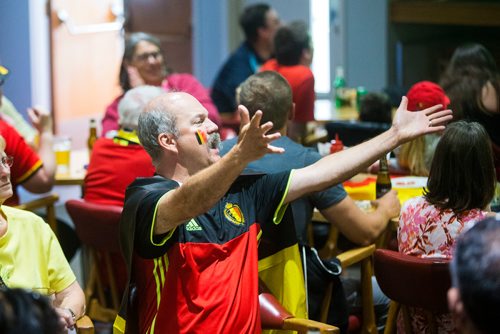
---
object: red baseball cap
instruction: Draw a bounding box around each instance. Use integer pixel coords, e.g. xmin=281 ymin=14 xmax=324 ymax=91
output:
xmin=406 ymin=81 xmax=450 ymax=111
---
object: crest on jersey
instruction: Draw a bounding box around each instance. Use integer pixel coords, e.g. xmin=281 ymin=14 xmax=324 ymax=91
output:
xmin=224 ymin=203 xmax=245 ymax=226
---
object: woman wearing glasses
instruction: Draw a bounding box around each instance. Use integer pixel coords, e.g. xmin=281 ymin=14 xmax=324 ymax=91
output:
xmin=0 ymin=135 xmax=85 ymax=331
xmin=0 ymin=67 xmax=56 ymax=206
xmin=101 ymin=32 xmax=221 ymax=137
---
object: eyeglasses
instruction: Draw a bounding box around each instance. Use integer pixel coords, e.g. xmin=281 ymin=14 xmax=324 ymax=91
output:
xmin=0 ymin=66 xmax=9 ymax=87
xmin=133 ymin=51 xmax=163 ymax=63
xmin=1 ymin=156 xmax=13 ymax=168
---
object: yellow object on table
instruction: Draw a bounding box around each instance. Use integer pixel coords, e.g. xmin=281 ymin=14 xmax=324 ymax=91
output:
xmin=343 ymin=175 xmax=427 ymax=205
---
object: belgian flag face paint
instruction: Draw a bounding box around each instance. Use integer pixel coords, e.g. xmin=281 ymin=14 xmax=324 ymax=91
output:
xmin=195 ymin=130 xmax=208 ymax=145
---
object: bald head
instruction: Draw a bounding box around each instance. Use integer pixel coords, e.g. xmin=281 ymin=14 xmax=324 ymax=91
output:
xmin=118 ymin=85 xmax=164 ymax=131
xmin=138 ymin=92 xmax=211 ymax=165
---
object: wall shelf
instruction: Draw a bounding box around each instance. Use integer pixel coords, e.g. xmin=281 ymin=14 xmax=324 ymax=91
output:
xmin=390 ymin=1 xmax=500 ymax=27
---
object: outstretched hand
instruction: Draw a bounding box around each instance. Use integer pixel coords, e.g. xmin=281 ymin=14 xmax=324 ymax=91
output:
xmin=392 ymin=96 xmax=453 ymax=143
xmin=236 ymin=105 xmax=284 ymax=163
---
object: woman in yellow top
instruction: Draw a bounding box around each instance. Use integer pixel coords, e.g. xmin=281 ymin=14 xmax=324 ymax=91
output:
xmin=0 ymin=134 xmax=85 ymax=330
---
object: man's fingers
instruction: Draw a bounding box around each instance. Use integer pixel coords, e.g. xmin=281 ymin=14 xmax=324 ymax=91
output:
xmin=249 ymin=110 xmax=263 ymax=127
xmin=238 ymin=105 xmax=250 ymax=127
xmin=428 ymin=109 xmax=453 ymax=122
xmin=423 ymin=103 xmax=444 ymax=115
xmin=398 ymin=96 xmax=408 ymax=111
xmin=260 ymin=121 xmax=274 ymax=134
xmin=267 ymin=144 xmax=285 ymax=154
xmin=264 ymin=132 xmax=281 ymax=142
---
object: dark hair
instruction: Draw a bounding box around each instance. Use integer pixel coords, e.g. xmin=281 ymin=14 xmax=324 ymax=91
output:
xmin=424 ymin=121 xmax=495 ymax=212
xmin=239 ymin=3 xmax=271 ymax=43
xmin=359 ymin=92 xmax=392 ymax=124
xmin=0 ymin=288 xmax=64 ymax=334
xmin=274 ymin=21 xmax=311 ymax=66
xmin=238 ymin=71 xmax=292 ymax=131
xmin=451 ymin=216 xmax=500 ymax=334
xmin=440 ymin=43 xmax=500 ymax=120
xmin=119 ymin=32 xmax=168 ymax=91
xmin=447 ymin=43 xmax=497 ymax=73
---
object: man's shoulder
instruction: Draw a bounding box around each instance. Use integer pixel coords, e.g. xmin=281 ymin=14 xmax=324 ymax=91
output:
xmin=220 ymin=137 xmax=238 ymax=155
xmin=125 ymin=177 xmax=174 ymax=197
xmin=216 ymin=43 xmax=253 ymax=75
xmin=128 ymin=176 xmax=177 ymax=191
xmin=275 ymin=137 xmax=321 ymax=162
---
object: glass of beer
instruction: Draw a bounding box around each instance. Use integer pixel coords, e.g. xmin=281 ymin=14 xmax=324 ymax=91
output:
xmin=53 ymin=136 xmax=71 ymax=175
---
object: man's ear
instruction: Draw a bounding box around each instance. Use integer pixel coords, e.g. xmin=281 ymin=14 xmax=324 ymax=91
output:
xmin=288 ymin=102 xmax=296 ymax=121
xmin=448 ymin=287 xmax=466 ymax=325
xmin=158 ymin=133 xmax=177 ymax=152
xmin=300 ymin=48 xmax=313 ymax=67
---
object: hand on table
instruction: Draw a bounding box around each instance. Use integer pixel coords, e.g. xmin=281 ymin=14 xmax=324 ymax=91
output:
xmin=372 ymin=189 xmax=401 ymax=219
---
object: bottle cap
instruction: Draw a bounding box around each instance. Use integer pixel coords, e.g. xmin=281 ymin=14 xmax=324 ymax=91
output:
xmin=335 ymin=66 xmax=344 ymax=78
xmin=330 ymin=133 xmax=344 ymax=154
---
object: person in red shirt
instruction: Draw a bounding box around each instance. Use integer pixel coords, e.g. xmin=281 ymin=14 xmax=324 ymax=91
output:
xmin=84 ymin=85 xmax=162 ymax=295
xmin=260 ymin=21 xmax=314 ymax=142
xmin=0 ymin=65 xmax=55 ymax=205
xmin=85 ymin=85 xmax=161 ymax=206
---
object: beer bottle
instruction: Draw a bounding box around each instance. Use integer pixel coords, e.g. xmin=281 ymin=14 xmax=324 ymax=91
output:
xmin=376 ymin=154 xmax=392 ymax=198
xmin=87 ymin=118 xmax=97 ymax=151
xmin=334 ymin=66 xmax=346 ymax=108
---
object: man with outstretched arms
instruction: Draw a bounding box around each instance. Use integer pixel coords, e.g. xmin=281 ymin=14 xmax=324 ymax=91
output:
xmin=113 ymin=91 xmax=451 ymax=334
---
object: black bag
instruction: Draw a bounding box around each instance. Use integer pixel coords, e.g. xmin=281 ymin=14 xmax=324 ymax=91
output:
xmin=300 ymin=244 xmax=348 ymax=333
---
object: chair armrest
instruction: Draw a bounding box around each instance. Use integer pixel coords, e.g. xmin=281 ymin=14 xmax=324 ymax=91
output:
xmin=76 ymin=315 xmax=94 ymax=334
xmin=14 ymin=193 xmax=59 ymax=234
xmin=282 ymin=317 xmax=339 ymax=334
xmin=259 ymin=291 xmax=293 ymax=329
xmin=14 ymin=193 xmax=59 ymax=211
xmin=336 ymin=244 xmax=375 ymax=268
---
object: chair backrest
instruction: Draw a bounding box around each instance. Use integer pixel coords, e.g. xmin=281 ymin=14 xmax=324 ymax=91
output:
xmin=374 ymin=249 xmax=451 ymax=313
xmin=66 ymin=199 xmax=123 ymax=253
xmin=325 ymin=121 xmax=390 ymax=147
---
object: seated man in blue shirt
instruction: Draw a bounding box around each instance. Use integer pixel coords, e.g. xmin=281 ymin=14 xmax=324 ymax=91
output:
xmin=220 ymin=71 xmax=401 ymax=331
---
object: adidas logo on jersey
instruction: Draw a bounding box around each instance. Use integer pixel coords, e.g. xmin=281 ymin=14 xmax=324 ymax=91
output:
xmin=186 ymin=220 xmax=202 ymax=231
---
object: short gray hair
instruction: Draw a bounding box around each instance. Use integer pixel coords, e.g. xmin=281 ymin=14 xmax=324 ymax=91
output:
xmin=138 ymin=96 xmax=179 ymax=165
xmin=118 ymin=85 xmax=164 ymax=131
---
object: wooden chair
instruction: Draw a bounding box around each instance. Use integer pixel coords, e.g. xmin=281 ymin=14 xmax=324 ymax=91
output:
xmin=320 ymin=244 xmax=377 ymax=334
xmin=14 ymin=193 xmax=59 ymax=234
xmin=373 ymin=249 xmax=451 ymax=334
xmin=309 ymin=219 xmax=377 ymax=334
xmin=259 ymin=279 xmax=339 ymax=334
xmin=65 ymin=199 xmax=124 ymax=324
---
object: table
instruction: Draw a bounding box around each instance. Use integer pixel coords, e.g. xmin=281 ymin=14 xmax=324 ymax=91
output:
xmin=314 ymin=99 xmax=359 ymax=122
xmin=55 ymin=149 xmax=88 ymax=186
xmin=313 ymin=173 xmax=427 ymax=248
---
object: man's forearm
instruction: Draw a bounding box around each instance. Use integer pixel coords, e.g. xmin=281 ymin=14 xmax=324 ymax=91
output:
xmin=154 ymin=146 xmax=249 ymax=234
xmin=37 ymin=130 xmax=56 ymax=181
xmin=291 ymin=127 xmax=400 ymax=200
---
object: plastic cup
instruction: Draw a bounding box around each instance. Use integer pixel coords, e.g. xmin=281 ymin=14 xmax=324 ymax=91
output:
xmin=53 ymin=136 xmax=71 ymax=175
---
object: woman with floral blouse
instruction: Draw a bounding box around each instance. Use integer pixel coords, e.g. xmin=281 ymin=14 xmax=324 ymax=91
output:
xmin=398 ymin=121 xmax=496 ymax=333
